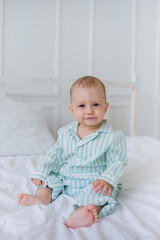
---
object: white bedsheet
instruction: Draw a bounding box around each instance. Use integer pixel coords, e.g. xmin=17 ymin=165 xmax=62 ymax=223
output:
xmin=0 ymin=137 xmax=160 ymax=240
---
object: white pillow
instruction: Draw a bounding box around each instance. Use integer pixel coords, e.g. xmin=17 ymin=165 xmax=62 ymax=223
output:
xmin=0 ymin=98 xmax=56 ymax=156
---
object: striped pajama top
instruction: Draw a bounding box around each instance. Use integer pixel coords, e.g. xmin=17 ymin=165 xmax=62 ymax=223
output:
xmin=32 ymin=120 xmax=127 ymax=195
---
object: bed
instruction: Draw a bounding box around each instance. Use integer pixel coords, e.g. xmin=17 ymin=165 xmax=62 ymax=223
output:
xmin=0 ymin=81 xmax=160 ymax=240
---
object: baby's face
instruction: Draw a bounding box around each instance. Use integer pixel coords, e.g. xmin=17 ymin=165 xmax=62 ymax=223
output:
xmin=69 ymin=86 xmax=109 ymax=129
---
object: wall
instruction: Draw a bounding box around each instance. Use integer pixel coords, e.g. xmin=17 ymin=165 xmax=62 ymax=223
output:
xmin=0 ymin=0 xmax=159 ymax=139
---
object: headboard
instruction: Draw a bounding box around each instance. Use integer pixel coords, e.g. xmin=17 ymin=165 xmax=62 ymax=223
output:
xmin=0 ymin=78 xmax=5 ymax=100
xmin=104 ymin=80 xmax=137 ymax=136
xmin=0 ymin=79 xmax=137 ymax=137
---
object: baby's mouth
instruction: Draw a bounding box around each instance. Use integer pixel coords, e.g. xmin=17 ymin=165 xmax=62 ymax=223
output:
xmin=85 ymin=117 xmax=96 ymax=120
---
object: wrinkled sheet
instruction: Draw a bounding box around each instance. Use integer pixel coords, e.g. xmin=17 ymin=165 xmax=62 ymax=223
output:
xmin=0 ymin=136 xmax=160 ymax=240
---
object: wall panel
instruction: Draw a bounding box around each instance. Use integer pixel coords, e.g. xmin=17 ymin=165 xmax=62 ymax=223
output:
xmin=157 ymin=104 xmax=160 ymax=139
xmin=0 ymin=0 xmax=3 ymax=76
xmin=4 ymin=0 xmax=56 ymax=79
xmin=94 ymin=0 xmax=133 ymax=82
xmin=61 ymin=0 xmax=90 ymax=79
xmin=156 ymin=0 xmax=160 ymax=99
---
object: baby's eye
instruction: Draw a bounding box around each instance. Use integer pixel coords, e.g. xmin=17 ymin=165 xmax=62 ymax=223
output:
xmin=93 ymin=103 xmax=99 ymax=107
xmin=79 ymin=104 xmax=85 ymax=108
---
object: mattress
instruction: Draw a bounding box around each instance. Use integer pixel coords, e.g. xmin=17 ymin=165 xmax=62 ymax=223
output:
xmin=0 ymin=136 xmax=160 ymax=240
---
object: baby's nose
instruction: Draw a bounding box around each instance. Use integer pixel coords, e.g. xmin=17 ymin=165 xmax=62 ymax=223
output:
xmin=86 ymin=106 xmax=93 ymax=113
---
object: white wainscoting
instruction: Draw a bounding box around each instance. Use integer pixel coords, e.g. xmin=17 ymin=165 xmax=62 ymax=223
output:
xmin=0 ymin=0 xmax=160 ymax=139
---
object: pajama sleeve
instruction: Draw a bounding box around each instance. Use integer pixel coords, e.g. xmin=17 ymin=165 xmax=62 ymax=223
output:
xmin=99 ymin=130 xmax=128 ymax=189
xmin=31 ymin=128 xmax=64 ymax=182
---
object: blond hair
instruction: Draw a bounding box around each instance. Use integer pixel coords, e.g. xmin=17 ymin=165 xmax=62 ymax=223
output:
xmin=70 ymin=76 xmax=106 ymax=101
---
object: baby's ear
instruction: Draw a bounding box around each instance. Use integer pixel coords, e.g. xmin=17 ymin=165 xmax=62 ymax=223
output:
xmin=105 ymin=102 xmax=109 ymax=112
xmin=69 ymin=105 xmax=75 ymax=117
xmin=69 ymin=105 xmax=73 ymax=113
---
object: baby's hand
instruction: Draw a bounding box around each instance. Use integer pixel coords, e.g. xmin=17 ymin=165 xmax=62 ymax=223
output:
xmin=92 ymin=179 xmax=112 ymax=196
xmin=32 ymin=178 xmax=44 ymax=186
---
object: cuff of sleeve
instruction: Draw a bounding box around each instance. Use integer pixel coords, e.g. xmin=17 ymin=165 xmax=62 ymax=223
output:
xmin=99 ymin=176 xmax=118 ymax=189
xmin=31 ymin=172 xmax=48 ymax=182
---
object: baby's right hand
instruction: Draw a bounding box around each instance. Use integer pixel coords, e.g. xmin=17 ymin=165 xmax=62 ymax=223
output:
xmin=32 ymin=178 xmax=44 ymax=186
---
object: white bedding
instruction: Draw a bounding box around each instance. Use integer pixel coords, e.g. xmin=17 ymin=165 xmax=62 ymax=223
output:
xmin=0 ymin=136 xmax=160 ymax=240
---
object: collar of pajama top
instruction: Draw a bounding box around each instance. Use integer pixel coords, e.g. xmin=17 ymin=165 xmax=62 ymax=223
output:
xmin=67 ymin=119 xmax=114 ymax=146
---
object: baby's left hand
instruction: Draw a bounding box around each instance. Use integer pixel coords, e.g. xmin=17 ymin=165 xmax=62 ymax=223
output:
xmin=92 ymin=179 xmax=112 ymax=196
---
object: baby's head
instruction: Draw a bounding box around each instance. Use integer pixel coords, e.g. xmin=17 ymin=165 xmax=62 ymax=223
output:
xmin=70 ymin=76 xmax=107 ymax=103
xmin=69 ymin=76 xmax=109 ymax=129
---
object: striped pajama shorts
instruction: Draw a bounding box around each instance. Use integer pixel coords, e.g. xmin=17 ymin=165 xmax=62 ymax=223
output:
xmin=33 ymin=173 xmax=120 ymax=218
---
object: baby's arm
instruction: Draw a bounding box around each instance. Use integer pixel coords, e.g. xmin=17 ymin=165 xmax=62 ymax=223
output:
xmin=99 ymin=131 xmax=128 ymax=190
xmin=92 ymin=179 xmax=112 ymax=196
xmin=32 ymin=128 xmax=64 ymax=182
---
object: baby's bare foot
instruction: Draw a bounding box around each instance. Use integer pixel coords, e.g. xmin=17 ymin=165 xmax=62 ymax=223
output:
xmin=65 ymin=204 xmax=98 ymax=229
xmin=17 ymin=193 xmax=44 ymax=206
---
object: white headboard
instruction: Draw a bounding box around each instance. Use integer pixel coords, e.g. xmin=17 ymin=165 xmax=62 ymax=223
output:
xmin=104 ymin=80 xmax=137 ymax=137
xmin=0 ymin=79 xmax=137 ymax=137
xmin=0 ymin=78 xmax=5 ymax=100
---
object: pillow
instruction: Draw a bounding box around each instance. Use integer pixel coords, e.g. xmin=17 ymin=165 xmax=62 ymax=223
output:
xmin=0 ymin=98 xmax=56 ymax=156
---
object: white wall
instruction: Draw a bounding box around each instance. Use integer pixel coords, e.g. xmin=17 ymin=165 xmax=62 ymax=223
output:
xmin=0 ymin=0 xmax=160 ymax=139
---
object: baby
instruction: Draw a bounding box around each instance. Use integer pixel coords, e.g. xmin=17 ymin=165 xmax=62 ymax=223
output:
xmin=18 ymin=76 xmax=127 ymax=229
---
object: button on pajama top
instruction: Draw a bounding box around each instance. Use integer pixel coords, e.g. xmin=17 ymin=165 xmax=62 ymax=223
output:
xmin=32 ymin=120 xmax=127 ymax=218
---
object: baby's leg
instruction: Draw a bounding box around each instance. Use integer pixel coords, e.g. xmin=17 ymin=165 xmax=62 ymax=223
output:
xmin=65 ymin=204 xmax=103 ymax=229
xmin=17 ymin=187 xmax=52 ymax=206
